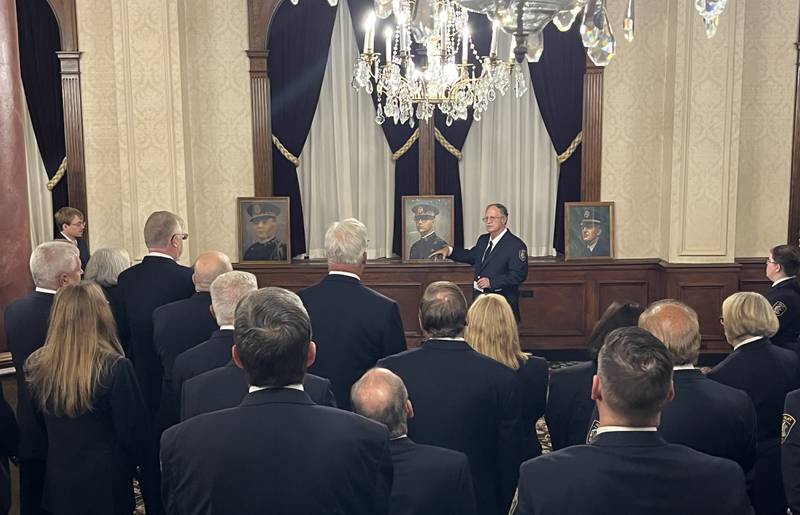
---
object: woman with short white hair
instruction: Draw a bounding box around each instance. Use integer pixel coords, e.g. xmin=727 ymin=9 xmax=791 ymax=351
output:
xmin=85 ymin=248 xmax=132 ymax=355
xmin=708 ymin=291 xmax=800 ymax=515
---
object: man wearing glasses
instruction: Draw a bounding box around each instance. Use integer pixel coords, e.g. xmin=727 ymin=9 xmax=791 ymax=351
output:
xmin=54 ymin=206 xmax=91 ymax=270
xmin=430 ymin=203 xmax=528 ymax=321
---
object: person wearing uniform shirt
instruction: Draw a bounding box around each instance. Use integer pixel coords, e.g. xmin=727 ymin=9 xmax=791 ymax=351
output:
xmin=572 ymin=209 xmax=610 ymax=258
xmin=243 ymin=203 xmax=288 ymax=261
xmin=764 ymin=244 xmax=800 ymax=353
xmin=408 ymin=204 xmax=448 ymax=260
xmin=784 ymin=388 xmax=800 ymax=514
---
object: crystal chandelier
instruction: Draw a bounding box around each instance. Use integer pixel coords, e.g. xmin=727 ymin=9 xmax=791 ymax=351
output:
xmin=350 ymin=0 xmax=729 ymax=126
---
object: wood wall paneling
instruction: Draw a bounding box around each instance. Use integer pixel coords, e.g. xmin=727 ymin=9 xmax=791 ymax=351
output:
xmin=581 ymin=59 xmax=604 ymax=201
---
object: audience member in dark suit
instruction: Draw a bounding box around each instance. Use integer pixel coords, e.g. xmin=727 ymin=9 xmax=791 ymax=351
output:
xmin=545 ymin=301 xmax=643 ymax=450
xmin=172 ymin=270 xmax=256 ymax=398
xmin=785 ymin=388 xmax=800 ymax=514
xmin=153 ymin=251 xmax=232 ymax=428
xmin=708 ymin=292 xmax=800 ymax=515
xmin=161 ymin=287 xmax=393 ymax=515
xmin=0 ymin=387 xmax=18 ymax=515
xmin=54 ymin=206 xmax=90 ymax=270
xmin=513 ymin=327 xmax=753 ymax=515
xmin=379 ymin=281 xmax=521 ymax=515
xmin=764 ymin=244 xmax=800 ymax=353
xmin=24 ymin=282 xmax=159 ymax=515
xmin=298 ymin=218 xmax=406 ymax=410
xmin=351 ymin=368 xmax=477 ymax=515
xmin=117 ymin=210 xmax=195 ymax=414
xmin=4 ymin=241 xmax=81 ymax=515
xmin=431 ymin=203 xmax=528 ymax=321
xmin=84 ymin=248 xmax=133 ymax=356
xmin=181 ymin=362 xmax=336 ymax=420
xmin=466 ymin=293 xmax=548 ymax=460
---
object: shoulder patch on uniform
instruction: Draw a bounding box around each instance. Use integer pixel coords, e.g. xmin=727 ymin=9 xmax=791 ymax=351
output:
xmin=783 ymin=413 xmax=796 ymax=444
xmin=773 ymin=301 xmax=787 ymax=317
xmin=519 ymin=249 xmax=527 ymax=262
xmin=586 ymin=419 xmax=600 ymax=444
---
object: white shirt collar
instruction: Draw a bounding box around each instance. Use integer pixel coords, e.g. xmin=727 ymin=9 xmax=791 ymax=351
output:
xmin=390 ymin=434 xmax=408 ymax=441
xmin=489 ymin=228 xmax=508 ymax=248
xmin=773 ymin=276 xmax=796 ymax=287
xmin=35 ymin=287 xmax=57 ymax=295
xmin=248 ymin=384 xmax=304 ymax=394
xmin=146 ymin=251 xmax=175 ymax=260
xmin=733 ymin=335 xmax=762 ymax=350
xmin=59 ymin=231 xmax=75 ymax=243
xmin=328 ymin=271 xmax=361 ymax=280
xmin=219 ymin=325 xmax=234 ymax=331
xmin=430 ymin=336 xmax=466 ymax=342
xmin=594 ymin=426 xmax=658 ymax=436
xmin=672 ymin=364 xmax=695 ymax=371
xmin=587 ymin=239 xmax=598 ymax=252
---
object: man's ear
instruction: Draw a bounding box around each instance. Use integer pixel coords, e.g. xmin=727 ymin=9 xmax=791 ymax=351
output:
xmin=665 ymin=382 xmax=675 ymax=403
xmin=232 ymin=345 xmax=244 ymax=369
xmin=406 ymin=399 xmax=414 ymax=420
xmin=591 ymin=374 xmax=603 ymax=402
xmin=306 ymin=341 xmax=317 ymax=368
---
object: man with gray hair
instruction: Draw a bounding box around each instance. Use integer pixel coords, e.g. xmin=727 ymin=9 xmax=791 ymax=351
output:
xmin=117 ymin=210 xmax=195 ymax=414
xmin=5 ymin=241 xmax=81 ymax=514
xmin=379 ymin=281 xmax=521 ymax=515
xmin=161 ymin=287 xmax=393 ymax=514
xmin=299 ymin=218 xmax=406 ymax=410
xmin=514 ymin=327 xmax=752 ymax=515
xmin=352 ymin=368 xmax=477 ymax=515
xmin=585 ymin=299 xmax=757 ymax=473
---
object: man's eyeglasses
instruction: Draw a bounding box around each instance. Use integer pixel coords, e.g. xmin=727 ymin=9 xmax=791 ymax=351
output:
xmin=70 ymin=220 xmax=86 ymax=227
xmin=173 ymin=233 xmax=189 ymax=241
xmin=481 ymin=216 xmax=505 ymax=223
xmin=766 ymin=258 xmax=777 ymax=265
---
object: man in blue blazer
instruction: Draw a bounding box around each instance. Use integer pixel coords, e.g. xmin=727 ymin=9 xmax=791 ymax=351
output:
xmin=161 ymin=287 xmax=393 ymax=515
xmin=54 ymin=206 xmax=90 ymax=270
xmin=513 ymin=327 xmax=752 ymax=515
xmin=431 ymin=203 xmax=528 ymax=320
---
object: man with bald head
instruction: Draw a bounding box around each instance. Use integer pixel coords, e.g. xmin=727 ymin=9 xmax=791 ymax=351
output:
xmin=352 ymin=368 xmax=477 ymax=515
xmin=153 ymin=250 xmax=233 ymax=429
xmin=586 ymin=299 xmax=757 ymax=473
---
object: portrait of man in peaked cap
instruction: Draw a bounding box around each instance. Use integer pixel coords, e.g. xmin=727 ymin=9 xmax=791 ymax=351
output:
xmin=402 ymin=196 xmax=454 ymax=262
xmin=565 ymin=202 xmax=615 ymax=260
xmin=238 ymin=197 xmax=291 ymax=263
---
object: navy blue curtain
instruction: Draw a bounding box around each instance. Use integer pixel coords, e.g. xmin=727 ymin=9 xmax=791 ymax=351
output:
xmin=268 ymin=1 xmax=338 ymax=256
xmin=529 ymin=23 xmax=585 ymax=254
xmin=16 ymin=0 xmax=67 ymax=233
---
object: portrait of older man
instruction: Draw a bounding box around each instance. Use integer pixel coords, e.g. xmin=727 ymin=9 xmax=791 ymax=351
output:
xmin=408 ymin=203 xmax=449 ymax=260
xmin=567 ymin=204 xmax=613 ymax=259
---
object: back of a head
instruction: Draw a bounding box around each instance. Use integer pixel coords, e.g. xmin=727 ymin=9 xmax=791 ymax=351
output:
xmin=26 ymin=282 xmax=122 ymax=417
xmin=193 ymin=251 xmax=233 ymax=291
xmin=721 ymin=291 xmax=779 ymax=344
xmin=419 ymin=281 xmax=468 ymax=339
xmin=29 ymin=241 xmax=81 ymax=289
xmin=638 ymin=300 xmax=701 ymax=366
xmin=587 ymin=301 xmax=644 ymax=359
xmin=771 ymin=244 xmax=800 ymax=276
xmin=597 ymin=327 xmax=674 ymax=425
xmin=234 ymin=287 xmax=311 ymax=387
xmin=84 ymin=248 xmax=131 ymax=287
xmin=465 ymin=293 xmax=524 ymax=369
xmin=144 ymin=211 xmax=183 ymax=249
xmin=351 ymin=368 xmax=409 ymax=438
xmin=210 ymin=271 xmax=258 ymax=326
xmin=324 ymin=218 xmax=367 ymax=266
xmin=54 ymin=206 xmax=83 ymax=230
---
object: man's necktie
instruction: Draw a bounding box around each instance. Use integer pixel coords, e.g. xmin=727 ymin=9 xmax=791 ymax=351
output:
xmin=481 ymin=240 xmax=493 ymax=263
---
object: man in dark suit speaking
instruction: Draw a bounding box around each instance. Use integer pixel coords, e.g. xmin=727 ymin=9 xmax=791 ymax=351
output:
xmin=431 ymin=203 xmax=528 ymax=320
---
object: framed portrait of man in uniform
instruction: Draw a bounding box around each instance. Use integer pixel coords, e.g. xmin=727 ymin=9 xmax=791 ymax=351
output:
xmin=565 ymin=201 xmax=615 ymax=260
xmin=237 ymin=197 xmax=291 ymax=264
xmin=402 ymin=195 xmax=454 ymax=263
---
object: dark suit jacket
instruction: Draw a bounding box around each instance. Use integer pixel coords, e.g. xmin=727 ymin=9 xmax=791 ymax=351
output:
xmin=708 ymin=338 xmax=800 ymax=515
xmin=785 ymin=388 xmax=800 ymax=514
xmin=4 ymin=291 xmax=53 ymax=460
xmin=56 ymin=234 xmax=90 ymax=270
xmin=298 ymin=274 xmax=406 ymax=410
xmin=153 ymin=291 xmax=217 ymax=427
xmin=765 ymin=279 xmax=800 ymax=353
xmin=102 ymin=285 xmax=132 ymax=358
xmin=586 ymin=368 xmax=757 ymax=473
xmin=389 ymin=437 xmax=477 ymax=515
xmin=180 ymin=362 xmax=336 ymax=421
xmin=571 ymin=235 xmax=611 ymax=258
xmin=449 ymin=230 xmax=528 ymax=320
xmin=514 ymin=431 xmax=753 ymax=515
xmin=517 ymin=356 xmax=549 ymax=460
xmin=172 ymin=329 xmax=234 ymax=394
xmin=39 ymin=358 xmax=158 ymax=515
xmin=161 ymin=388 xmax=393 ymax=515
xmin=0 ymin=387 xmax=17 ymax=515
xmin=545 ymin=361 xmax=596 ymax=450
xmin=379 ymin=339 xmax=522 ymax=515
xmin=117 ymin=255 xmax=194 ymax=413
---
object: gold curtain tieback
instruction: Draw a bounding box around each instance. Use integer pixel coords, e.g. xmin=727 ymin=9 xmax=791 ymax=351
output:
xmin=272 ymin=135 xmax=300 ymax=167
xmin=46 ymin=157 xmax=68 ymax=191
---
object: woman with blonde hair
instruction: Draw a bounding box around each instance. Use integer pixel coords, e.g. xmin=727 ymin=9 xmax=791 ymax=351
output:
xmin=708 ymin=291 xmax=800 ymax=515
xmin=25 ymin=282 xmax=158 ymax=515
xmin=466 ymin=293 xmax=548 ymax=460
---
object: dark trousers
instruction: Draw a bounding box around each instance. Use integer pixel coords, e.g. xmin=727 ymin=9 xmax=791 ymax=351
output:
xmin=19 ymin=459 xmax=50 ymax=515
